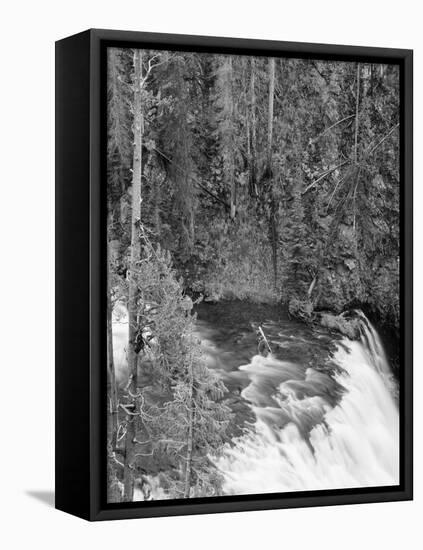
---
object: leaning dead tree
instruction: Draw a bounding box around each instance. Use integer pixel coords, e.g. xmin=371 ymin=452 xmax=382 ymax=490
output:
xmin=258 ymin=326 xmax=273 ymax=355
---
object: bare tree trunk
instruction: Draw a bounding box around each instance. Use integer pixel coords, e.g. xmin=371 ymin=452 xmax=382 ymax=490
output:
xmin=123 ymin=49 xmax=143 ymax=502
xmin=221 ymin=57 xmax=236 ymax=219
xmin=267 ymin=58 xmax=278 ymax=289
xmin=248 ymin=57 xmax=257 ymax=197
xmin=353 ymin=63 xmax=361 ymax=234
xmin=107 ymin=291 xmax=118 ymax=448
xmin=227 ymin=58 xmax=236 ymax=220
xmin=354 ymin=63 xmax=361 ymax=164
xmin=267 ymin=58 xmax=275 ymax=172
xmin=106 ymin=202 xmax=119 ymax=449
xmin=154 ymin=177 xmax=162 ymax=238
xmin=119 ymin=167 xmax=126 ymax=227
xmin=183 ymin=359 xmax=194 ymax=499
xmin=270 ymin=199 xmax=278 ymax=290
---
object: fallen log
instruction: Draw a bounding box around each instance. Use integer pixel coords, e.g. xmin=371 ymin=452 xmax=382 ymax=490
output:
xmin=258 ymin=325 xmax=273 ymax=355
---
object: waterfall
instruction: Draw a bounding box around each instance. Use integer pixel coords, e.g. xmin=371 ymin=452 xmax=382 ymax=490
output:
xmin=111 ymin=302 xmax=129 ymax=386
xmin=216 ymin=312 xmax=399 ymax=495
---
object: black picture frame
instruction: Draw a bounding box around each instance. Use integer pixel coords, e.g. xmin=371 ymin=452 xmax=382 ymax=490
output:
xmin=55 ymin=28 xmax=413 ymax=521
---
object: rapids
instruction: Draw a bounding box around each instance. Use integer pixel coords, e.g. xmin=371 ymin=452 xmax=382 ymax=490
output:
xmin=195 ymin=303 xmax=399 ymax=495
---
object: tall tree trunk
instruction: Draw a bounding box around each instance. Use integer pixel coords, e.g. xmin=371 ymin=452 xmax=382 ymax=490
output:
xmin=267 ymin=58 xmax=275 ymax=172
xmin=107 ymin=288 xmax=118 ymax=448
xmin=106 ymin=197 xmax=119 ymax=448
xmin=172 ymin=57 xmax=196 ymax=253
xmin=123 ymin=49 xmax=143 ymax=502
xmin=354 ymin=63 xmax=361 ymax=164
xmin=221 ymin=57 xmax=236 ymax=219
xmin=248 ymin=57 xmax=257 ymax=197
xmin=267 ymin=58 xmax=278 ymax=289
xmin=353 ymin=63 xmax=361 ymax=233
xmin=270 ymin=199 xmax=278 ymax=289
xmin=183 ymin=359 xmax=194 ymax=498
xmin=227 ymin=58 xmax=236 ymax=219
xmin=119 ymin=166 xmax=126 ymax=227
xmin=154 ymin=177 xmax=162 ymax=239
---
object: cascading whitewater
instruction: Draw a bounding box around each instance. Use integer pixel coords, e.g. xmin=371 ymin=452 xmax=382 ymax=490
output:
xmin=215 ymin=313 xmax=399 ymax=495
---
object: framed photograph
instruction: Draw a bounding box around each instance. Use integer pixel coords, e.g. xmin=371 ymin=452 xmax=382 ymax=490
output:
xmin=55 ymin=29 xmax=413 ymax=521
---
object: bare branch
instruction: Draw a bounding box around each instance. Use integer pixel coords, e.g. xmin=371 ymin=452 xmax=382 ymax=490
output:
xmin=140 ymin=54 xmax=167 ymax=87
xmin=134 ymin=451 xmax=154 ymax=458
xmin=134 ymin=437 xmax=151 ymax=445
xmin=326 ymin=173 xmax=348 ymax=211
xmin=109 ymin=451 xmax=124 ymax=468
xmin=303 ymin=161 xmax=349 ymax=195
xmin=310 ymin=114 xmax=355 ymax=144
xmin=352 ymin=168 xmax=362 ymax=232
xmin=120 ymin=403 xmax=141 ymax=416
xmin=366 ymin=123 xmax=400 ymax=156
xmin=117 ymin=424 xmax=127 ymax=442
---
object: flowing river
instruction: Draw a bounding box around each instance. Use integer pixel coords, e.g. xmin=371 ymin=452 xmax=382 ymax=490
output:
xmin=195 ymin=302 xmax=399 ymax=495
xmin=112 ymin=301 xmax=399 ymax=498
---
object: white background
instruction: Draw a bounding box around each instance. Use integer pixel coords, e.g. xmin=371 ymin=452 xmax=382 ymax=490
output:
xmin=0 ymin=0 xmax=420 ymax=548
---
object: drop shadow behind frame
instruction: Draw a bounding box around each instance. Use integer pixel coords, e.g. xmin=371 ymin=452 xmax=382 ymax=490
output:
xmin=55 ymin=28 xmax=413 ymax=521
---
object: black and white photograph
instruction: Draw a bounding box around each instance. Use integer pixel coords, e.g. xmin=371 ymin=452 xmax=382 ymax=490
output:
xmin=106 ymin=46 xmax=401 ymax=503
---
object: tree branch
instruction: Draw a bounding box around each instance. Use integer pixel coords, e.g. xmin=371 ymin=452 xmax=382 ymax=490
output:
xmin=310 ymin=114 xmax=355 ymax=144
xmin=326 ymin=172 xmax=348 ymax=211
xmin=365 ymin=123 xmax=400 ymax=156
xmin=302 ymin=161 xmax=349 ymax=195
xmin=140 ymin=54 xmax=166 ymax=87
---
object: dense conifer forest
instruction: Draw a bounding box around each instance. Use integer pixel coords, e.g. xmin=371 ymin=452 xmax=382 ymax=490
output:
xmin=106 ymin=48 xmax=400 ymax=502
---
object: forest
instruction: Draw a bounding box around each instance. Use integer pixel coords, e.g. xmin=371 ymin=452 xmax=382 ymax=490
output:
xmin=106 ymin=47 xmax=400 ymax=502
